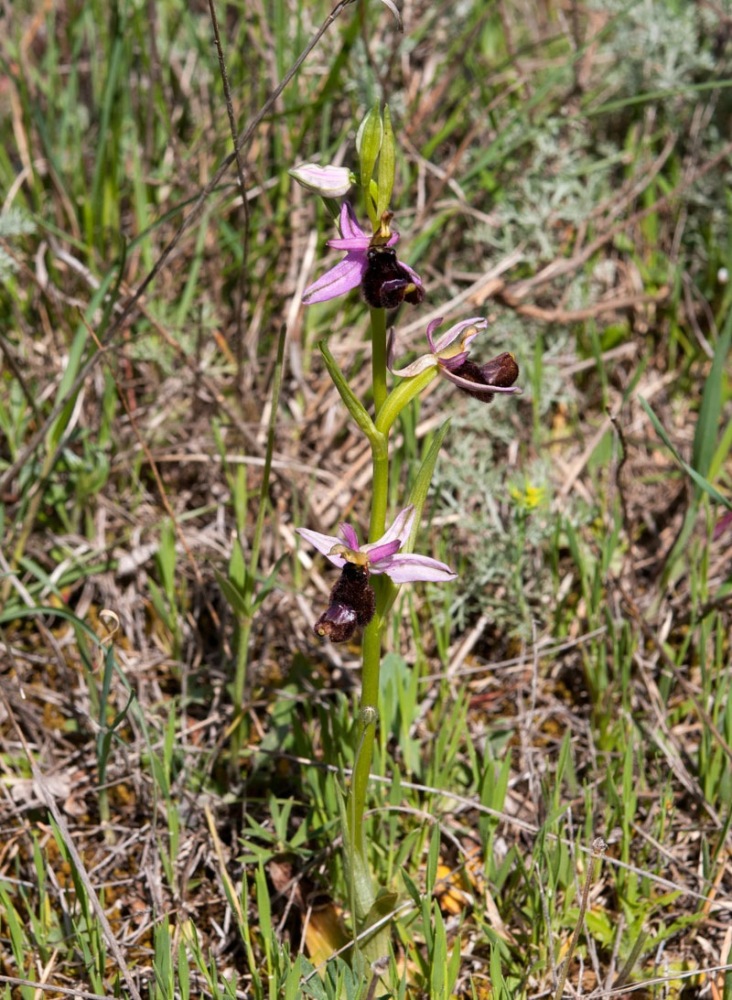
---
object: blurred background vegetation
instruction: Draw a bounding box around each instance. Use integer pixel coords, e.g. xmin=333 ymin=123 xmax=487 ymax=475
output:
xmin=0 ymin=0 xmax=730 ymax=996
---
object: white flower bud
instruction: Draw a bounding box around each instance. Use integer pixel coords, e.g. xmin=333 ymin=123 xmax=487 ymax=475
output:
xmin=289 ymin=163 xmax=353 ymax=198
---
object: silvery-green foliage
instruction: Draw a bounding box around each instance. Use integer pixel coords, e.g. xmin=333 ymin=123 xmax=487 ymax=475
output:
xmin=472 ymin=0 xmax=721 ymax=272
xmin=434 ymin=439 xmax=553 ymax=637
xmin=0 ymin=208 xmax=35 ymax=283
xmin=593 ymin=0 xmax=715 ymax=98
xmin=481 ymin=120 xmax=612 ymax=265
xmin=431 ymin=322 xmax=590 ymax=637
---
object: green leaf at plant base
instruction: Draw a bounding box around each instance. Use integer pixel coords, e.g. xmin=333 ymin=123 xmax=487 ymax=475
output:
xmin=336 ymin=781 xmax=375 ymax=924
xmin=359 ymin=888 xmax=399 ymax=963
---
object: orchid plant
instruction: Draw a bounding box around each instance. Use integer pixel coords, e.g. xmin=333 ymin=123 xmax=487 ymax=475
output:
xmin=291 ymin=105 xmax=521 ymax=956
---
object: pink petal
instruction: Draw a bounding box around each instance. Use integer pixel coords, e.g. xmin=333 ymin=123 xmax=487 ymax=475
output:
xmin=339 ymin=523 xmax=360 ymax=549
xmin=367 ymin=506 xmax=415 ymax=550
xmin=442 ymin=369 xmax=523 ymax=395
xmin=340 ymin=202 xmax=367 ymax=241
xmin=390 ymin=354 xmax=439 ymax=378
xmin=328 ymin=236 xmax=371 ymax=250
xmin=376 ymin=552 xmax=457 ymax=584
xmin=337 ymin=202 xmax=400 ymax=242
xmin=296 ymin=527 xmax=347 ymax=567
xmin=303 ymin=257 xmax=365 ymax=304
xmin=365 ymin=539 xmax=402 ymax=564
xmin=439 ymin=351 xmax=470 ymax=371
xmin=432 ymin=317 xmax=486 ymax=355
xmin=290 ymin=163 xmax=353 ymax=197
xmin=329 ymin=233 xmax=398 ymax=254
xmin=425 ymin=317 xmax=444 ymax=353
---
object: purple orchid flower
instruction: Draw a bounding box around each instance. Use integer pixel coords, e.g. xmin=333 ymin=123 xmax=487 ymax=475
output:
xmin=302 ymin=203 xmax=424 ymax=308
xmin=297 ymin=506 xmax=455 ymax=642
xmin=297 ymin=504 xmax=456 ymax=584
xmin=389 ymin=317 xmax=522 ymax=402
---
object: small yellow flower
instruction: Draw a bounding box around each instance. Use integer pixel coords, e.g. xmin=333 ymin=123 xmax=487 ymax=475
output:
xmin=510 ymin=481 xmax=547 ymax=512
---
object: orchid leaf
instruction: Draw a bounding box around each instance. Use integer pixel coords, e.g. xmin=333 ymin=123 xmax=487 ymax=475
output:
xmin=319 ymin=341 xmax=385 ymax=455
xmin=336 ymin=781 xmax=375 ymax=925
xmin=358 ymin=889 xmax=399 ymax=962
xmin=406 ymin=420 xmax=452 ymax=550
xmin=376 ymin=365 xmax=439 ymax=436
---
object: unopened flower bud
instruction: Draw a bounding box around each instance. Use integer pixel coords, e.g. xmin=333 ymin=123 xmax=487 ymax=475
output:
xmin=289 ymin=163 xmax=353 ymax=198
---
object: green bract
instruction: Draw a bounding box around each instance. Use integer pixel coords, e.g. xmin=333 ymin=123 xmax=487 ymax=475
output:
xmin=376 ymin=105 xmax=395 ymax=219
xmin=357 ymin=104 xmax=383 ymax=194
xmin=357 ymin=105 xmax=387 ymax=225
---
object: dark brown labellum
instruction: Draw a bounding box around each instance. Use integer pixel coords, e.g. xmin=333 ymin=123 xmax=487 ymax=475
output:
xmin=452 ymin=352 xmax=519 ymax=402
xmin=313 ymin=562 xmax=376 ymax=643
xmin=362 ymin=246 xmax=424 ymax=310
xmin=313 ymin=604 xmax=359 ymax=643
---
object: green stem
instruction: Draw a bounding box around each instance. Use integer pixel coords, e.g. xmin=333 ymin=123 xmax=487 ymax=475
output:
xmin=349 ymin=607 xmax=382 ymax=849
xmin=345 ymin=307 xmax=391 ymax=916
xmin=348 ymin=575 xmax=395 ymax=859
xmin=233 ymin=324 xmax=287 ymax=710
xmin=371 ymin=307 xmax=388 ymax=418
xmin=368 ymin=308 xmax=391 ymax=542
xmin=361 ymin=588 xmax=388 ymax=709
xmin=369 ymin=444 xmax=389 ymax=543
